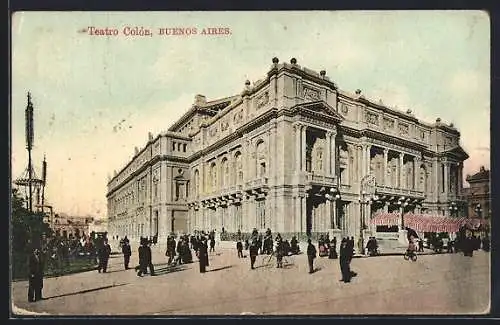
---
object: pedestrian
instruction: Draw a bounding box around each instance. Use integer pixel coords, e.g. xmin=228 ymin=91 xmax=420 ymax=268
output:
xmin=137 ymin=237 xmax=155 ymax=276
xmin=122 ymin=240 xmax=132 ymax=270
xmin=275 ymin=237 xmax=284 ymax=268
xmin=97 ymin=239 xmax=111 ymax=273
xmin=339 ymin=238 xmax=352 ymax=283
xmin=329 ymin=236 xmax=338 ymax=259
xmin=166 ymin=236 xmax=176 ymax=265
xmin=418 ymin=238 xmax=424 ymax=252
xmin=209 ymin=237 xmax=216 ymax=253
xmin=249 ymin=229 xmax=259 ymax=269
xmin=198 ymin=237 xmax=209 ymax=273
xmin=307 ymin=239 xmax=317 ymax=274
xmin=28 ymin=248 xmax=44 ymax=302
xmin=236 ymin=240 xmax=244 ymax=258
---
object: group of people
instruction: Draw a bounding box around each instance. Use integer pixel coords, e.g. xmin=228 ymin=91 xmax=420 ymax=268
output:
xmin=317 ymin=234 xmax=339 ymax=259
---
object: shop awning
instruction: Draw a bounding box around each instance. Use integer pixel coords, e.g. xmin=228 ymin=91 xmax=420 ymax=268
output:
xmin=402 ymin=214 xmax=466 ymax=233
xmin=371 ymin=213 xmax=474 ymax=233
xmin=370 ymin=213 xmax=400 ymax=226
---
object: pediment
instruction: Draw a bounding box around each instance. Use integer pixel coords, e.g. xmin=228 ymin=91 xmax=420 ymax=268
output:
xmin=445 ymin=145 xmax=469 ymax=160
xmin=296 ymin=100 xmax=344 ymax=122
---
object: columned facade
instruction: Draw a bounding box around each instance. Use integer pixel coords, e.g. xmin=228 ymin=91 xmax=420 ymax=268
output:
xmin=107 ymin=58 xmax=469 ymax=244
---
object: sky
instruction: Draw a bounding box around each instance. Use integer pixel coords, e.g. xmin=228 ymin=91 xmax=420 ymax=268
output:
xmin=11 ymin=11 xmax=490 ymax=217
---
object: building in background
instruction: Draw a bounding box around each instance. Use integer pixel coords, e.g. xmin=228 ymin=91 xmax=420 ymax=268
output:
xmin=87 ymin=219 xmax=108 ymax=235
xmin=107 ymin=58 xmax=468 ymax=244
xmin=51 ymin=213 xmax=94 ymax=239
xmin=464 ymin=166 xmax=490 ymax=219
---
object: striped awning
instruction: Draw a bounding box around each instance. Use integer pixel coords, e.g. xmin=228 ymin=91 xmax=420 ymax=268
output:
xmin=371 ymin=213 xmax=470 ymax=233
xmin=403 ymin=214 xmax=467 ymax=233
xmin=370 ymin=213 xmax=400 ymax=226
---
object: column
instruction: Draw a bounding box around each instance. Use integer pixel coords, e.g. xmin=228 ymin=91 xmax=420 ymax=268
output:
xmin=383 ymin=148 xmax=389 ymax=186
xmin=295 ymin=125 xmax=301 ymax=172
xmin=301 ymin=126 xmax=307 ymax=172
xmin=414 ymin=157 xmax=421 ymax=191
xmin=294 ymin=196 xmax=300 ymax=233
xmin=300 ymin=196 xmax=306 ymax=234
xmin=384 ymin=201 xmax=389 ymax=213
xmin=365 ymin=144 xmax=371 ymax=176
xmin=331 ymin=132 xmax=336 ymax=177
xmin=444 ymin=162 xmax=449 ymax=194
xmin=326 ymin=131 xmax=332 ymax=176
xmin=458 ymin=162 xmax=463 ymax=194
xmin=332 ymin=200 xmax=337 ymax=229
xmin=399 ymin=153 xmax=404 ymax=188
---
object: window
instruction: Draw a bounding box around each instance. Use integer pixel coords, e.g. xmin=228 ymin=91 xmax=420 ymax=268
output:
xmin=183 ymin=144 xmax=187 ymax=152
xmin=257 ymin=200 xmax=266 ymax=229
xmin=235 ymin=152 xmax=243 ymax=184
xmin=172 ymin=142 xmax=176 ymax=151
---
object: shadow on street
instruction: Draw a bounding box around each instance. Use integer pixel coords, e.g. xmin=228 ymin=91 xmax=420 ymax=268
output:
xmin=42 ymin=283 xmax=128 ymax=301
xmin=207 ymin=265 xmax=233 ymax=273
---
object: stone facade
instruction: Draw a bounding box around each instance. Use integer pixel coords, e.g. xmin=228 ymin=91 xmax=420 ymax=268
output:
xmin=106 ymin=58 xmax=469 ymax=244
xmin=464 ymin=166 xmax=490 ymax=218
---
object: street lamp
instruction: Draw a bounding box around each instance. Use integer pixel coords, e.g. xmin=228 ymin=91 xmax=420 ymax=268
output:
xmin=449 ymin=202 xmax=458 ymax=217
xmin=359 ymin=191 xmax=378 ymax=255
xmin=397 ymin=197 xmax=409 ymax=229
xmin=325 ymin=187 xmax=341 ymax=229
xmin=474 ymin=204 xmax=483 ymax=218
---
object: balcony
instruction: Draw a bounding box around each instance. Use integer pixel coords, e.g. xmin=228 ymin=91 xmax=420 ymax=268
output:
xmin=375 ymin=185 xmax=425 ymax=199
xmin=305 ymin=173 xmax=337 ymax=187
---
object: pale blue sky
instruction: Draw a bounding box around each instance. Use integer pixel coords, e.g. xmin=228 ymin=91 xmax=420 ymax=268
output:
xmin=11 ymin=11 xmax=490 ymax=217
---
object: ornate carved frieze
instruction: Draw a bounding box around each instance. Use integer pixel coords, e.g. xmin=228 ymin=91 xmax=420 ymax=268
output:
xmin=234 ymin=109 xmax=244 ymax=124
xmin=419 ymin=130 xmax=426 ymax=141
xmin=221 ymin=119 xmax=229 ymax=132
xmin=209 ymin=125 xmax=218 ymax=137
xmin=340 ymin=103 xmax=349 ymax=115
xmin=300 ymin=116 xmax=333 ymax=129
xmin=256 ymin=91 xmax=269 ymax=109
xmin=303 ymin=86 xmax=320 ymax=101
xmin=399 ymin=123 xmax=409 ymax=136
xmin=365 ymin=111 xmax=379 ymax=125
xmin=383 ymin=117 xmax=395 ymax=130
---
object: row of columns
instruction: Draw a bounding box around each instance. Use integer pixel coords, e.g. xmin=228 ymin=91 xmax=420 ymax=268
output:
xmin=294 ymin=123 xmax=337 ymax=175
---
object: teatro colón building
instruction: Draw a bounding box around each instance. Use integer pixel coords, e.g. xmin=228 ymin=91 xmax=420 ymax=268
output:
xmin=106 ymin=57 xmax=469 ymax=245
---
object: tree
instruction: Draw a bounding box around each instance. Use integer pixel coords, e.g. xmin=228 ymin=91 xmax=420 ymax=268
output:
xmin=11 ymin=188 xmax=52 ymax=278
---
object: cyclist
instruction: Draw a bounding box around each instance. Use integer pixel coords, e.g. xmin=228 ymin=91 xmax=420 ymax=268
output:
xmin=406 ymin=235 xmax=417 ymax=258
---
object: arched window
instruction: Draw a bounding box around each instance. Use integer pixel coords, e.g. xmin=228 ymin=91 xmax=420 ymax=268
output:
xmin=221 ymin=158 xmax=228 ymax=188
xmin=256 ymin=141 xmax=266 ymax=177
xmin=194 ymin=169 xmax=200 ymax=196
xmin=211 ymin=162 xmax=217 ymax=192
xmin=235 ymin=152 xmax=243 ymax=184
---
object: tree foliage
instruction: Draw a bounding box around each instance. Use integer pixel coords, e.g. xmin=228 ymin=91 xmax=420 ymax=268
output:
xmin=11 ymin=188 xmax=52 ymax=251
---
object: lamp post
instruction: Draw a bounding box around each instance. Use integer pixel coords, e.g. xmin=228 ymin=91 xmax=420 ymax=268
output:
xmin=474 ymin=204 xmax=483 ymax=218
xmin=325 ymin=187 xmax=341 ymax=229
xmin=449 ymin=202 xmax=458 ymax=217
xmin=358 ymin=191 xmax=378 ymax=255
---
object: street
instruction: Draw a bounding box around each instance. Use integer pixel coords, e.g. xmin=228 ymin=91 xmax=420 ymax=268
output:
xmin=11 ymin=244 xmax=490 ymax=315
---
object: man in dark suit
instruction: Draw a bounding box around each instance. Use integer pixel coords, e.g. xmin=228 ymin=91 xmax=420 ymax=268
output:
xmin=249 ymin=229 xmax=259 ymax=269
xmin=97 ymin=238 xmax=112 ymax=273
xmin=307 ymin=239 xmax=317 ymax=274
xmin=137 ymin=237 xmax=155 ymax=276
xmin=198 ymin=237 xmax=209 ymax=273
xmin=339 ymin=238 xmax=352 ymax=283
xmin=28 ymin=248 xmax=44 ymax=302
xmin=122 ymin=240 xmax=132 ymax=270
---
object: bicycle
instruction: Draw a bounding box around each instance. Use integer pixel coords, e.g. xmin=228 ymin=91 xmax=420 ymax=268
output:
xmin=260 ymin=251 xmax=295 ymax=268
xmin=403 ymin=249 xmax=418 ymax=262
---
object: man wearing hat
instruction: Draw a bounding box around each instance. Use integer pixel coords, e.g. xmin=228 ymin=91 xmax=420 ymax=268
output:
xmin=28 ymin=248 xmax=44 ymax=302
xmin=306 ymin=239 xmax=317 ymax=274
xmin=249 ymin=229 xmax=259 ymax=269
xmin=137 ymin=237 xmax=155 ymax=276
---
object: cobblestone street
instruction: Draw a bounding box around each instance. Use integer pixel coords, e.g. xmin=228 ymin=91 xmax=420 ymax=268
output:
xmin=11 ymin=245 xmax=490 ymax=316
